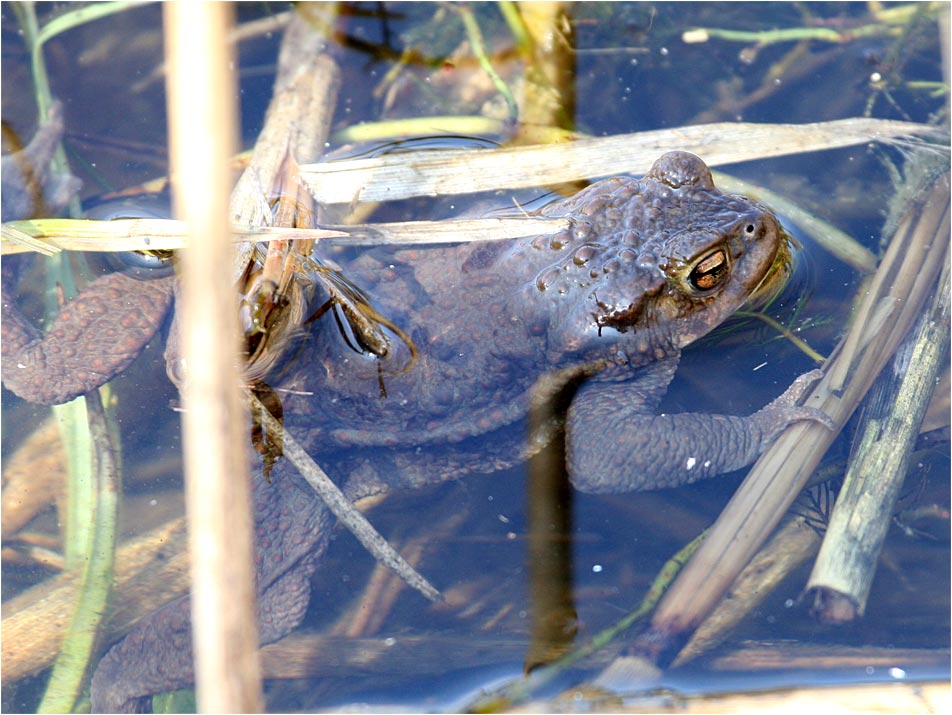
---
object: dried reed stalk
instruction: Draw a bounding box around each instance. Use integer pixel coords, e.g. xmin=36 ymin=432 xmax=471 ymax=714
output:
xmin=0 ymin=215 xmax=566 ymax=254
xmin=300 ymin=118 xmax=939 ymax=204
xmin=164 ymin=3 xmax=262 ymax=711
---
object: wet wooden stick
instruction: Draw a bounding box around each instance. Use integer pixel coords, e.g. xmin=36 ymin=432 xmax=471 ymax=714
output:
xmin=164 ymin=4 xmax=263 ymax=712
xmin=806 ymin=253 xmax=950 ymax=622
xmin=227 ymin=11 xmax=336 ymax=279
xmin=673 ymin=511 xmax=823 ymax=665
xmin=249 ymin=391 xmax=441 ymax=602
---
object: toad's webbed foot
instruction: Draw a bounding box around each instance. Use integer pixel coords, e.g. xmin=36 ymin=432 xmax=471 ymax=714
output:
xmin=1 ymin=101 xmax=81 ymax=222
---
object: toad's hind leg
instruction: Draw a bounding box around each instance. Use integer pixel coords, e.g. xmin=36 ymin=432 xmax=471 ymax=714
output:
xmin=89 ymin=550 xmax=329 ymax=712
xmin=90 ymin=594 xmax=194 ymax=713
xmin=90 ymin=473 xmax=332 ymax=712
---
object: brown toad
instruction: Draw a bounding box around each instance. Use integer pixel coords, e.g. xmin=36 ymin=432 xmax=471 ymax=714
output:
xmin=1 ymin=152 xmax=827 ymax=710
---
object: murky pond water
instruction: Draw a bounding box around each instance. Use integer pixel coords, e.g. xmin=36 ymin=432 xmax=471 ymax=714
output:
xmin=2 ymin=3 xmax=948 ymax=712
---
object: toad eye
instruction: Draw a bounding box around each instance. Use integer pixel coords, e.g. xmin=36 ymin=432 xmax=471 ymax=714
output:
xmin=109 ymin=249 xmax=176 ymax=280
xmin=689 ymin=248 xmax=730 ymax=292
xmin=117 ymin=250 xmax=173 ymax=270
xmin=88 ymin=199 xmax=176 ymax=279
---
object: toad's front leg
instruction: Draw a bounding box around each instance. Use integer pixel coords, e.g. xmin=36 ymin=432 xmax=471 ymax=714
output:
xmin=566 ymin=363 xmax=831 ymax=493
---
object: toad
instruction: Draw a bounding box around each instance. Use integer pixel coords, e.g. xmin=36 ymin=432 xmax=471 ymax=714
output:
xmin=1 ymin=152 xmax=829 ymax=711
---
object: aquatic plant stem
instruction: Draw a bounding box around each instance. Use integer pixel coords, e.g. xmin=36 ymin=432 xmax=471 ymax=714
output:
xmin=746 ymin=310 xmax=827 ymax=364
xmin=10 ymin=7 xmax=122 ymax=707
xmin=806 ymin=195 xmax=951 ymax=622
xmin=37 ymin=392 xmax=119 ymax=714
xmin=469 ymin=531 xmax=705 ymax=711
xmin=11 ymin=2 xmax=83 ymax=218
xmin=454 ymin=4 xmax=519 ymax=123
xmin=249 ymin=392 xmax=442 ymax=602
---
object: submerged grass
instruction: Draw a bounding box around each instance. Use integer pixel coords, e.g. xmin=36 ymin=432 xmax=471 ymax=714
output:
xmin=7 ymin=5 xmax=125 ymax=710
xmin=468 ymin=531 xmax=707 ymax=712
xmin=37 ymin=393 xmax=119 ymax=714
xmin=682 ymin=2 xmax=945 ymax=47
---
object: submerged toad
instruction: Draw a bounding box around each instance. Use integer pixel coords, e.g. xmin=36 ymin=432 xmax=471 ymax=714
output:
xmin=1 ymin=152 xmax=827 ymax=710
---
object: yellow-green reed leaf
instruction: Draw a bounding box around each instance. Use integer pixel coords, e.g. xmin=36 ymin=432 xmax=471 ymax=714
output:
xmin=455 ymin=4 xmax=519 ymax=122
xmin=35 ymin=2 xmax=143 ymax=49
